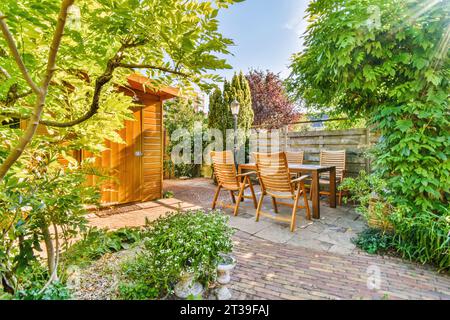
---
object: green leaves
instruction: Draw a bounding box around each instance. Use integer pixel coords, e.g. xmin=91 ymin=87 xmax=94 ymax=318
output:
xmin=287 ymin=0 xmax=450 ymax=269
xmin=424 ymin=69 xmax=442 ymax=86
xmin=395 ymin=119 xmax=413 ymax=132
xmin=208 ymin=71 xmax=254 ymax=139
xmin=118 ymin=210 xmax=234 ymax=299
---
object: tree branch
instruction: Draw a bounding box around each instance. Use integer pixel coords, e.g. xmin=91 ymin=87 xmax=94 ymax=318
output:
xmin=1 ymin=84 xmax=33 ymax=107
xmin=117 ymin=62 xmax=189 ymax=77
xmin=0 ymin=32 xmax=187 ymax=129
xmin=31 ymin=42 xmax=150 ymax=128
xmin=0 ymin=0 xmax=74 ymax=180
xmin=0 ymin=14 xmax=40 ymax=95
xmin=41 ymin=0 xmax=74 ymax=90
xmin=0 ymin=66 xmax=11 ymax=79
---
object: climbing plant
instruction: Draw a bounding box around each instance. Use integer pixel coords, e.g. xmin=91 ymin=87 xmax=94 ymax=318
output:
xmin=287 ymin=0 xmax=449 ymax=269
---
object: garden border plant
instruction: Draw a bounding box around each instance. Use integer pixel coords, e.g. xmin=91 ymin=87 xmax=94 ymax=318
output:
xmin=287 ymin=0 xmax=449 ymax=270
xmin=118 ymin=209 xmax=234 ymax=300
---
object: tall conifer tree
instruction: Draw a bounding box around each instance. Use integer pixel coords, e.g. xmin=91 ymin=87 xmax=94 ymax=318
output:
xmin=208 ymin=72 xmax=254 ymax=151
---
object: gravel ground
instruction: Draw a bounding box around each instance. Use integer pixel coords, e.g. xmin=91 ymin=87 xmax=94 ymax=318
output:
xmin=68 ymin=246 xmax=141 ymax=300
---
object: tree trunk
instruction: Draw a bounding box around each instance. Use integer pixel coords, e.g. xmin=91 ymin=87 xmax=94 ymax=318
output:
xmin=41 ymin=225 xmax=58 ymax=282
xmin=1 ymin=272 xmax=15 ymax=295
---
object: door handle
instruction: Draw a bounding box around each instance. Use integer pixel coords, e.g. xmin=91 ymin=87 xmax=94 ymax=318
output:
xmin=134 ymin=151 xmax=144 ymax=157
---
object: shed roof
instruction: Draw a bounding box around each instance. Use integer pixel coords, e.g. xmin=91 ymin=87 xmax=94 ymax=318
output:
xmin=127 ymin=73 xmax=179 ymax=101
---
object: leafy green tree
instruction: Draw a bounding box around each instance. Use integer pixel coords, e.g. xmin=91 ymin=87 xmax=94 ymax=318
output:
xmin=164 ymin=97 xmax=207 ymax=178
xmin=0 ymin=0 xmax=239 ymax=293
xmin=0 ymin=0 xmax=237 ymax=178
xmin=287 ymin=0 xmax=449 ymax=268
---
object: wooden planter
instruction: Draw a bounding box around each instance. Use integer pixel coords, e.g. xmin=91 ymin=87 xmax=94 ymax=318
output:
xmin=367 ymin=198 xmax=394 ymax=231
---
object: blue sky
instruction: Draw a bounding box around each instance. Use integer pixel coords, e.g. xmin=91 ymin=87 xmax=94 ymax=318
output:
xmin=215 ymin=0 xmax=310 ymax=80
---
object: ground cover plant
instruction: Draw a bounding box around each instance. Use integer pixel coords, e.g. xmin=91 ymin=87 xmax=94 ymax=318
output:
xmin=118 ymin=210 xmax=234 ymax=300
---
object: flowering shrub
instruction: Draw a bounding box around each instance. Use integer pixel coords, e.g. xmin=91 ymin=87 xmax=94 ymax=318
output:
xmin=118 ymin=210 xmax=233 ymax=299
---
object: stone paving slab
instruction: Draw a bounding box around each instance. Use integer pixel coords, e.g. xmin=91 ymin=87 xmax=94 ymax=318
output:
xmin=164 ymin=178 xmax=363 ymax=255
xmin=228 ymin=216 xmax=272 ymax=235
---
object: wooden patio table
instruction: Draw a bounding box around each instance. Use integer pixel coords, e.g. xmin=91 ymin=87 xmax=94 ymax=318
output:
xmin=238 ymin=163 xmax=337 ymax=219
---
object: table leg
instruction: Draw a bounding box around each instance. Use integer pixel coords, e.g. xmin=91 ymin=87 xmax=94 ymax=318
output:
xmin=312 ymin=170 xmax=320 ymax=219
xmin=329 ymin=167 xmax=336 ymax=208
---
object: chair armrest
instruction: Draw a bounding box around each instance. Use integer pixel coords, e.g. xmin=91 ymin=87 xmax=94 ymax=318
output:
xmin=290 ymin=175 xmax=309 ymax=184
xmin=236 ymin=171 xmax=257 ymax=178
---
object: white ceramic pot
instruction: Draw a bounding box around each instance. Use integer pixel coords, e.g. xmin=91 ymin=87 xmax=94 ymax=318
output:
xmin=215 ymin=254 xmax=236 ymax=300
xmin=174 ymin=272 xmax=203 ymax=299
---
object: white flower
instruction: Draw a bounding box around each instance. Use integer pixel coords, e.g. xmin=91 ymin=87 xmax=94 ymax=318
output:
xmin=20 ymin=206 xmax=33 ymax=213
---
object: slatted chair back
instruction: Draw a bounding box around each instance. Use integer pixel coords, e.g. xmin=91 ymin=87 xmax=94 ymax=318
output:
xmin=211 ymin=151 xmax=239 ymax=190
xmin=254 ymin=152 xmax=293 ymax=194
xmin=320 ymin=150 xmax=346 ymax=180
xmin=286 ymin=151 xmax=304 ymax=165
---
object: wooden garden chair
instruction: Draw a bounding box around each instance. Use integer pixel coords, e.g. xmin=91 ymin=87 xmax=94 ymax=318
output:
xmin=211 ymin=151 xmax=258 ymax=216
xmin=254 ymin=152 xmax=311 ymax=232
xmin=310 ymin=150 xmax=347 ymax=205
xmin=285 ymin=151 xmax=304 ymax=165
xmin=286 ymin=150 xmax=305 ymax=178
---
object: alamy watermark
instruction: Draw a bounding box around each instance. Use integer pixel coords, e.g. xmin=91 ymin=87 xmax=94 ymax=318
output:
xmin=170 ymin=124 xmax=287 ymax=165
xmin=366 ymin=265 xmax=382 ymax=290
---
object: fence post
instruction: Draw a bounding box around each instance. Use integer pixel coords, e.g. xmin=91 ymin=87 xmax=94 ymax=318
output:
xmin=283 ymin=125 xmax=289 ymax=152
xmin=319 ymin=134 xmax=324 ymax=149
xmin=365 ymin=127 xmax=371 ymax=172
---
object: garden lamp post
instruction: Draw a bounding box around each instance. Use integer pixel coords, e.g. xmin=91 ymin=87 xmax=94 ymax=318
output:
xmin=230 ymin=100 xmax=240 ymax=166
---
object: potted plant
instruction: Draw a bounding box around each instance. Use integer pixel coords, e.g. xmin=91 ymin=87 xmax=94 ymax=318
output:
xmin=340 ymin=171 xmax=394 ymax=231
xmin=214 ymin=253 xmax=236 ymax=300
xmin=174 ymin=270 xmax=204 ymax=299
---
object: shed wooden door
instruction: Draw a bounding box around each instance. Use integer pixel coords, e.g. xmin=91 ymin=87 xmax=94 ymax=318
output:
xmin=85 ymin=108 xmax=143 ymax=204
xmin=116 ymin=108 xmax=143 ymax=203
xmin=141 ymin=100 xmax=163 ymax=201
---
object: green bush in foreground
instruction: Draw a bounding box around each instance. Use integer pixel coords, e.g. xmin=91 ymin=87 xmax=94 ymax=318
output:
xmin=118 ymin=210 xmax=234 ymax=300
xmin=342 ymin=171 xmax=449 ymax=272
xmin=352 ymin=229 xmax=395 ymax=255
xmin=6 ymin=261 xmax=72 ymax=300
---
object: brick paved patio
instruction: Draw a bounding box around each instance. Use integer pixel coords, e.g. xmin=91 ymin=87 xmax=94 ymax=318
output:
xmin=230 ymin=230 xmax=450 ymax=300
xmin=86 ymin=178 xmax=450 ymax=300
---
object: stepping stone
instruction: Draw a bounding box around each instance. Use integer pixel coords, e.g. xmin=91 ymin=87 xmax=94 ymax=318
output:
xmin=228 ymin=216 xmax=272 ymax=235
xmin=254 ymin=224 xmax=296 ymax=244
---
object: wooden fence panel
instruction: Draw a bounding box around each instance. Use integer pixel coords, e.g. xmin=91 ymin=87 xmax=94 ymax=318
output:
xmin=249 ymin=127 xmax=379 ymax=177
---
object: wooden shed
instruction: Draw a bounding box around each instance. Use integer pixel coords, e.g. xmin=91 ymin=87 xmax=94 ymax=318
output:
xmin=83 ymin=73 xmax=178 ymax=204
